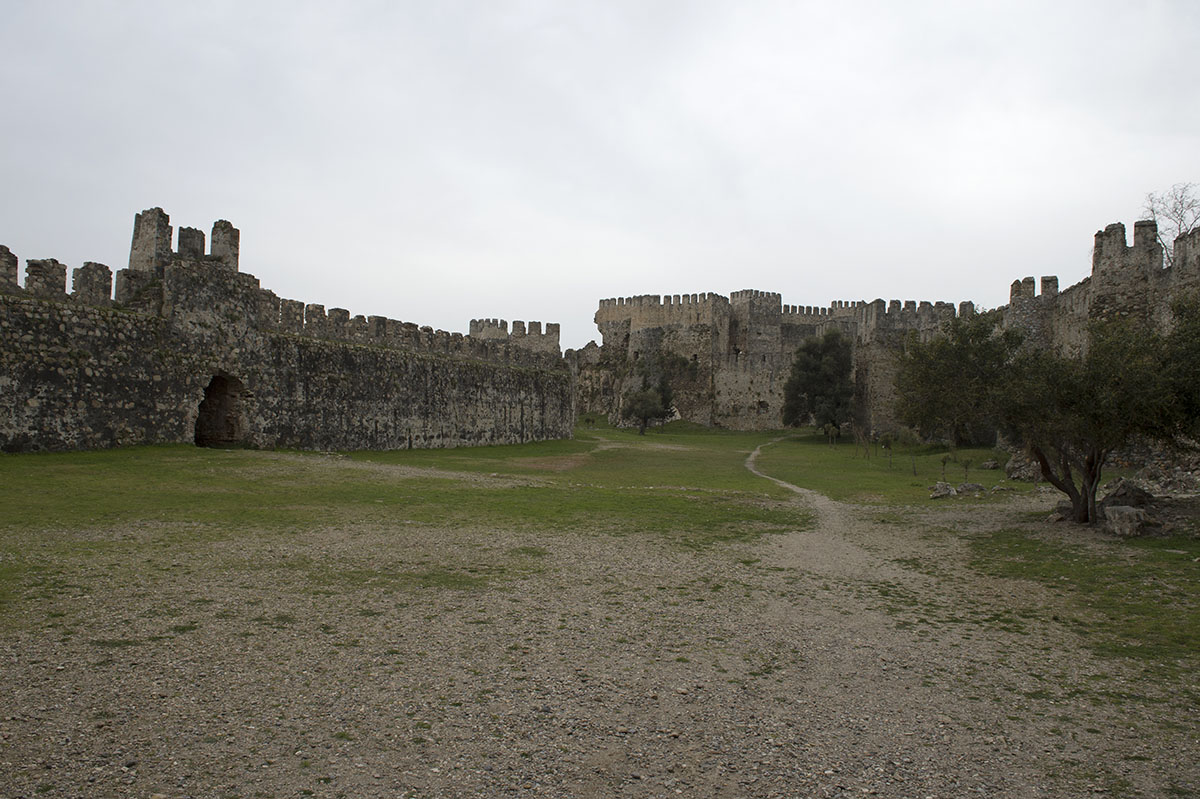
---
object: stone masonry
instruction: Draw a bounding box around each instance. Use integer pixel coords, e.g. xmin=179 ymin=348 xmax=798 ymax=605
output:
xmin=568 ymin=220 xmax=1200 ymax=434
xmin=4 ymin=209 xmax=1195 ymax=452
xmin=0 ymin=208 xmax=573 ymax=453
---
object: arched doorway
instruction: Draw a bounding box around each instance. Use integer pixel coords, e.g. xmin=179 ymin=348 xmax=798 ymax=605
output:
xmin=194 ymin=374 xmax=248 ymax=447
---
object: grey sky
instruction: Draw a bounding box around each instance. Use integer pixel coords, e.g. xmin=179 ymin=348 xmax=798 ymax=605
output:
xmin=2 ymin=0 xmax=1196 ymax=349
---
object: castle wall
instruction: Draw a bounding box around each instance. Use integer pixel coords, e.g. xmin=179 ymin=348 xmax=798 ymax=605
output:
xmin=580 ymin=218 xmax=1199 ymax=436
xmin=0 ymin=209 xmax=573 ymax=453
xmin=11 ymin=209 xmax=1194 ymax=449
xmin=581 ymin=286 xmax=975 ymax=432
xmin=587 ymin=290 xmax=879 ymax=430
xmin=468 ymin=318 xmax=561 ymax=355
xmin=1000 ymin=221 xmax=1200 ymax=358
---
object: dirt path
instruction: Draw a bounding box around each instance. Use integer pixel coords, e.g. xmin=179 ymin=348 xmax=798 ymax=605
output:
xmin=746 ymin=438 xmax=911 ymax=582
xmin=0 ymin=446 xmax=1195 ymax=798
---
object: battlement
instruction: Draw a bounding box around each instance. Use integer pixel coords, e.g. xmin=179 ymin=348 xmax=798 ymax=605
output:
xmin=850 ymin=297 xmax=972 ymax=346
xmin=128 ymin=207 xmax=240 ymax=275
xmin=1009 ymin=275 xmax=1060 ymax=302
xmin=597 ymin=292 xmax=728 ymax=309
xmin=1173 ymin=227 xmax=1200 ymax=279
xmin=730 ymin=289 xmax=781 ymax=304
xmin=252 ymin=297 xmax=562 ymax=368
xmin=1 ymin=208 xmax=564 ymax=372
xmin=470 ymin=318 xmax=509 ymax=338
xmin=594 ymin=292 xmax=733 ymax=338
xmin=468 ymin=318 xmax=562 ymax=355
xmin=0 ymin=246 xmax=118 ymax=309
xmin=780 ymin=300 xmax=866 ymax=320
xmin=1092 ymin=220 xmax=1162 ymax=278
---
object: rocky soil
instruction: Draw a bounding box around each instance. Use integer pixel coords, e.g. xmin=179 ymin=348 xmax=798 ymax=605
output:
xmin=1 ymin=449 xmax=1196 ymax=798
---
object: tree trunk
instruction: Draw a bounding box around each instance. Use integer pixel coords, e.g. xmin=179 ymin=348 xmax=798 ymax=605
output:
xmin=1031 ymin=445 xmax=1106 ymax=524
xmin=1082 ymin=448 xmax=1105 ymax=525
xmin=638 ymin=417 xmax=647 ymax=435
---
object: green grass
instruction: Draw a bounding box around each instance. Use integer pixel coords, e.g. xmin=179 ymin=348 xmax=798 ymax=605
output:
xmin=0 ymin=425 xmax=813 ymax=619
xmin=3 ymin=421 xmax=1195 ymax=693
xmin=970 ymin=528 xmax=1200 ymax=681
xmin=352 ymin=420 xmax=799 ymax=493
xmin=752 ymin=430 xmax=1018 ymax=503
xmin=0 ymin=427 xmax=804 ymax=539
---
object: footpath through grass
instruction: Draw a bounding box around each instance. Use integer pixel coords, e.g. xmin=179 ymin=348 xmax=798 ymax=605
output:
xmin=0 ymin=422 xmax=804 ymax=541
xmin=1 ymin=420 xmax=1196 ymax=686
xmin=0 ymin=422 xmax=809 ymax=618
xmin=751 ymin=431 xmax=1018 ymax=504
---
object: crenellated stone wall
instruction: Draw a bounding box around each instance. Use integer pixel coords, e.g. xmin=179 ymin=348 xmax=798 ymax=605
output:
xmin=1000 ymin=221 xmax=1200 ymax=357
xmin=574 ymin=282 xmax=975 ymax=430
xmin=468 ymin=318 xmax=561 ymax=355
xmin=0 ymin=208 xmax=573 ymax=453
xmin=7 ymin=208 xmax=1193 ymax=450
xmin=572 ymin=218 xmax=1197 ymax=434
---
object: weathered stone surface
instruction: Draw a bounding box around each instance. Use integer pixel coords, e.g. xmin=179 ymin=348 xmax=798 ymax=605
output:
xmin=1104 ymin=505 xmax=1150 ymax=537
xmin=1100 ymin=479 xmax=1156 ymax=510
xmin=8 ymin=209 xmax=1197 ymax=451
xmin=25 ymin=259 xmax=67 ymax=298
xmin=0 ymin=245 xmax=18 ymax=290
xmin=0 ymin=209 xmax=573 ymax=453
xmin=572 ymin=219 xmax=1200 ymax=439
xmin=71 ymin=262 xmax=112 ymax=306
xmin=930 ymin=482 xmax=957 ymax=499
xmin=957 ymin=482 xmax=985 ymax=494
xmin=1005 ymin=450 xmax=1043 ymax=482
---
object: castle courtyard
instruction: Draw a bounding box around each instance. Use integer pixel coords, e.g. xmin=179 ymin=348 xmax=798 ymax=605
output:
xmin=1 ymin=431 xmax=1195 ymax=798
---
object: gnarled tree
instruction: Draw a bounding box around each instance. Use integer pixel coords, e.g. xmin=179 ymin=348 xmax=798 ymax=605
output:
xmin=999 ymin=319 xmax=1174 ymax=523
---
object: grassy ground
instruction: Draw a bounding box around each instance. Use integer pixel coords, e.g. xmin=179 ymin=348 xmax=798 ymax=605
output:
xmin=2 ymin=421 xmax=1193 ymax=678
xmin=750 ymin=430 xmax=1018 ymax=503
xmin=0 ymin=423 xmax=805 ymax=542
xmin=968 ymin=528 xmax=1200 ymax=682
xmin=1 ymin=421 xmax=1197 ymax=796
xmin=0 ymin=422 xmax=808 ymax=622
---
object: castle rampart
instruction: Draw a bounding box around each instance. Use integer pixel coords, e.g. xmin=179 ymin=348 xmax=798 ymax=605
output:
xmin=0 ymin=208 xmax=572 ymax=453
xmin=996 ymin=219 xmax=1199 ymax=355
xmin=468 ymin=318 xmax=561 ymax=355
xmin=8 ymin=207 xmax=1194 ymax=450
xmin=580 ymin=280 xmax=992 ymax=432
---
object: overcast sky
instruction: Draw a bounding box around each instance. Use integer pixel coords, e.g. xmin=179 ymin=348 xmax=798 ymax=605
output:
xmin=2 ymin=0 xmax=1196 ymax=349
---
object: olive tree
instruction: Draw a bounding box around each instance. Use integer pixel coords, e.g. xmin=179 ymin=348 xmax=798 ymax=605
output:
xmin=894 ymin=314 xmax=1021 ymax=446
xmin=782 ymin=329 xmax=854 ymax=439
xmin=895 ymin=307 xmax=1198 ymax=524
xmin=999 ymin=320 xmax=1174 ymax=523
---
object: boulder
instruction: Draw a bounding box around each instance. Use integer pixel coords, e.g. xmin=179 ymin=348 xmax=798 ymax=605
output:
xmin=979 ymin=460 xmax=999 ymax=470
xmin=1100 ymin=479 xmax=1155 ymax=511
xmin=1004 ymin=450 xmax=1042 ymax=482
xmin=930 ymin=481 xmax=957 ymax=499
xmin=1104 ymin=505 xmax=1149 ymax=537
xmin=957 ymin=482 xmax=985 ymax=495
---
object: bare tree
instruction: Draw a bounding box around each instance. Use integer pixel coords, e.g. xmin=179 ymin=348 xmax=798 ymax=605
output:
xmin=1143 ymin=182 xmax=1200 ymax=267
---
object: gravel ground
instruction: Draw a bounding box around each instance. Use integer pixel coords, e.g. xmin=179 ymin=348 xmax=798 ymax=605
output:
xmin=1 ymin=448 xmax=1196 ymax=798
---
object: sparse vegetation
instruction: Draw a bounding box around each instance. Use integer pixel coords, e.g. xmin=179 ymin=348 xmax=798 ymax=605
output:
xmin=0 ymin=422 xmax=1195 ymax=796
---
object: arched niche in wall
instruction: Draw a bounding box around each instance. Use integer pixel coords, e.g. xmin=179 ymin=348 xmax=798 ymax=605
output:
xmin=194 ymin=374 xmax=248 ymax=448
